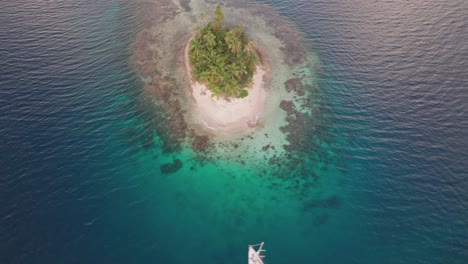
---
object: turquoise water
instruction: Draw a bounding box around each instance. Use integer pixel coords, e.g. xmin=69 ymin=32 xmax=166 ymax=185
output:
xmin=1 ymin=0 xmax=467 ymax=263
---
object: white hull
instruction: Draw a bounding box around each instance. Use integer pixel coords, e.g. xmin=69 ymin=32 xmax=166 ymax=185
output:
xmin=248 ymin=242 xmax=266 ymax=264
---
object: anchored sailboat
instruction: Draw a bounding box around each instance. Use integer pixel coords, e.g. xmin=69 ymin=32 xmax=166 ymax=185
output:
xmin=248 ymin=242 xmax=266 ymax=264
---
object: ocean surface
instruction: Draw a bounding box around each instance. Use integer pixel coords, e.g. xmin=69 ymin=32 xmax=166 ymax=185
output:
xmin=1 ymin=0 xmax=467 ymax=263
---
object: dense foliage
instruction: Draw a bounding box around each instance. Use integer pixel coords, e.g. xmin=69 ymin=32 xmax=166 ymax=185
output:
xmin=189 ymin=5 xmax=258 ymax=98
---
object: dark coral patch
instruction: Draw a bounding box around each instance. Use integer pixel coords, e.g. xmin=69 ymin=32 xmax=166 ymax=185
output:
xmin=279 ymin=100 xmax=294 ymax=114
xmin=262 ymin=144 xmax=271 ymax=151
xmin=284 ymin=78 xmax=305 ymax=96
xmin=192 ymin=135 xmax=210 ymax=152
xmin=160 ymin=158 xmax=183 ymax=174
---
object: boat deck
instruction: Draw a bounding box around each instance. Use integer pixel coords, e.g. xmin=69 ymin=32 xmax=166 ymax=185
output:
xmin=248 ymin=242 xmax=266 ymax=264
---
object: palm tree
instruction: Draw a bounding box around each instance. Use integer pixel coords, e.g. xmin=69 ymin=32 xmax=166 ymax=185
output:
xmin=229 ymin=64 xmax=243 ymax=80
xmin=230 ymin=40 xmax=242 ymax=54
xmin=214 ymin=4 xmax=224 ymax=23
xmin=190 ymin=39 xmax=202 ymax=60
xmin=224 ymin=31 xmax=234 ymax=48
xmin=211 ymin=5 xmax=224 ymax=33
xmin=203 ymin=33 xmax=216 ymax=47
xmin=244 ymin=41 xmax=255 ymax=57
xmin=233 ymin=25 xmax=243 ymax=39
xmin=194 ymin=26 xmax=202 ymax=39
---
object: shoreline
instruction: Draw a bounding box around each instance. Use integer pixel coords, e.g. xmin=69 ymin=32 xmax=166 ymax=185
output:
xmin=183 ymin=36 xmax=267 ymax=135
xmin=134 ymin=0 xmax=312 ymax=156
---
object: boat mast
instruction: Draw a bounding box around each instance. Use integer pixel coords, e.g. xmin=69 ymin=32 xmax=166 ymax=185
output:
xmin=248 ymin=242 xmax=266 ymax=264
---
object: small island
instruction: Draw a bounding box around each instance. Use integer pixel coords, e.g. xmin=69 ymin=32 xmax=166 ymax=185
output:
xmin=185 ymin=5 xmax=267 ymax=134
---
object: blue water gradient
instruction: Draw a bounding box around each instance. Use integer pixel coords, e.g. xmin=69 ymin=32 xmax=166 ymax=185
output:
xmin=1 ymin=0 xmax=467 ymax=263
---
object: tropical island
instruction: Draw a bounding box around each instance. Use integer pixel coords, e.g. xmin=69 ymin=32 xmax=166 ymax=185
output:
xmin=185 ymin=5 xmax=267 ymax=134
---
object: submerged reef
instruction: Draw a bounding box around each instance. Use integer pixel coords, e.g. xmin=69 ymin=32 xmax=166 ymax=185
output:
xmin=132 ymin=0 xmax=326 ymax=176
xmin=160 ymin=158 xmax=183 ymax=174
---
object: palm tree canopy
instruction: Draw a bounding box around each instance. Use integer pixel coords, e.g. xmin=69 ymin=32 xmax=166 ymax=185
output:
xmin=188 ymin=4 xmax=258 ymax=98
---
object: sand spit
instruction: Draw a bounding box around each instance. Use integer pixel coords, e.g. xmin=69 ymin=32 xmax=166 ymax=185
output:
xmin=184 ymin=38 xmax=266 ymax=135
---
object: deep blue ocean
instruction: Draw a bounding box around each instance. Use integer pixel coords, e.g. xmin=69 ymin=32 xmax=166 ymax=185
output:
xmin=1 ymin=0 xmax=467 ymax=263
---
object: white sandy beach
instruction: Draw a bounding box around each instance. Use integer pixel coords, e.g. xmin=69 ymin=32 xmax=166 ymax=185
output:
xmin=184 ymin=38 xmax=267 ymax=135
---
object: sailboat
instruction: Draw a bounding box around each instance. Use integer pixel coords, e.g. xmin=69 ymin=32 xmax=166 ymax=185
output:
xmin=248 ymin=242 xmax=266 ymax=264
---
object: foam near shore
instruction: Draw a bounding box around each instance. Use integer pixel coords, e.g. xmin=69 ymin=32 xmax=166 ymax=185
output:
xmin=184 ymin=39 xmax=266 ymax=135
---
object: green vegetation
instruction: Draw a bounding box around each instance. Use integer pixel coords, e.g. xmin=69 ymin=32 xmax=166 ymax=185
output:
xmin=189 ymin=5 xmax=259 ymax=98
